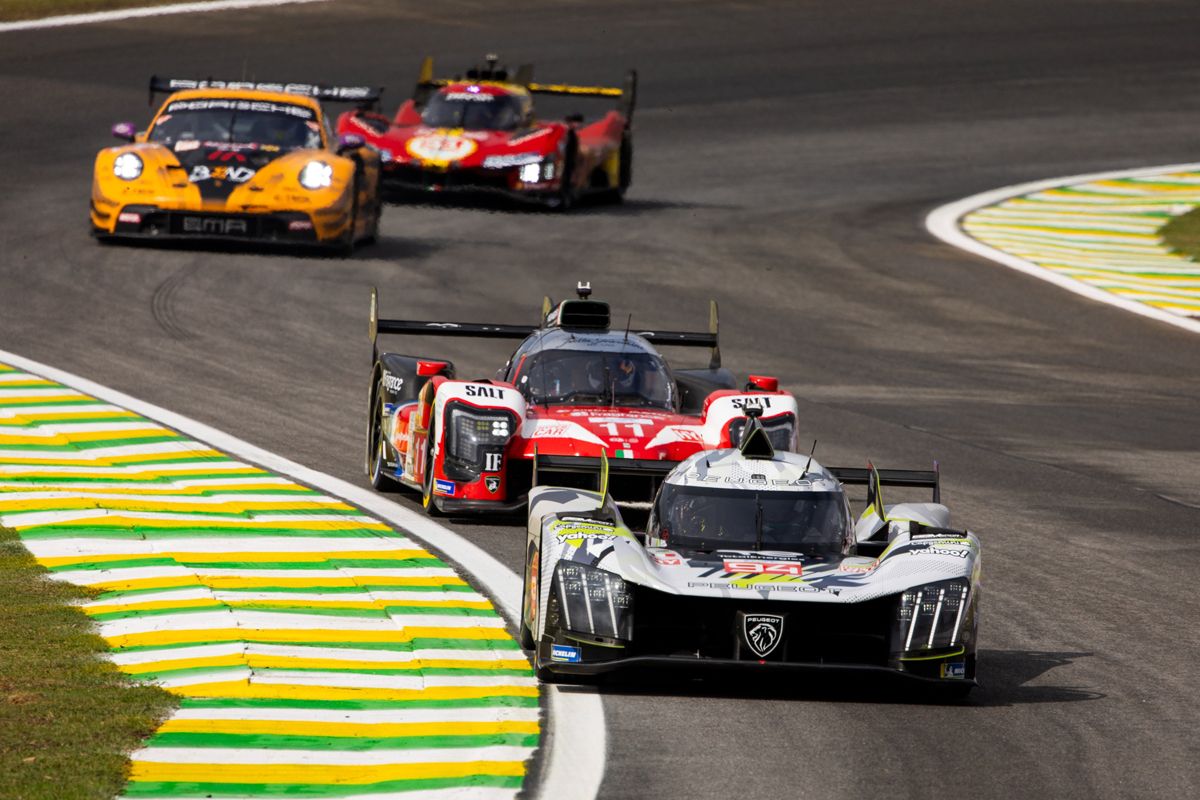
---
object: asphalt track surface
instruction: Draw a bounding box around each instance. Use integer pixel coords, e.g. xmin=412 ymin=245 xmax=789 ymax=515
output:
xmin=2 ymin=1 xmax=1199 ymax=797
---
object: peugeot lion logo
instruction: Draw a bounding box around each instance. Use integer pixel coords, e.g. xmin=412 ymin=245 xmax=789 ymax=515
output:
xmin=743 ymin=613 xmax=784 ymax=658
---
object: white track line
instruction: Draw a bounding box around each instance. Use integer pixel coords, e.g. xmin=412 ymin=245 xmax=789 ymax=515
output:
xmin=0 ymin=0 xmax=329 ymax=33
xmin=0 ymin=346 xmax=606 ymax=800
xmin=925 ymin=161 xmax=1200 ymax=335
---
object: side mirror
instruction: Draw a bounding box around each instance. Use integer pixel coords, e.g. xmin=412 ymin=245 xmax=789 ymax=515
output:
xmin=337 ymin=132 xmax=365 ymax=154
xmin=112 ymin=122 xmax=137 ymax=142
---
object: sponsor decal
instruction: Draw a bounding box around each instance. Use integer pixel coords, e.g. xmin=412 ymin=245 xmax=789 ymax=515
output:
xmin=908 ymin=546 xmax=970 ymax=559
xmin=653 ymin=551 xmax=682 ymax=566
xmin=742 ymin=613 xmax=785 ymax=658
xmin=382 ymin=373 xmax=405 ymax=393
xmin=445 ymin=91 xmax=496 ymax=102
xmin=174 ymin=140 xmax=200 ymax=152
xmin=117 ymin=211 xmax=142 ymax=224
xmin=551 ymin=644 xmax=581 ymax=663
xmin=189 ymin=164 xmax=256 ymax=183
xmin=464 ymin=384 xmax=504 ymax=399
xmin=484 ymin=452 xmax=503 ymax=472
xmin=485 ymin=475 xmax=500 ymax=493
xmin=731 ymin=396 xmax=774 ymax=409
xmin=434 ymin=478 xmax=455 ymax=496
xmin=287 ymin=220 xmax=313 ymax=231
xmin=406 ymin=133 xmax=478 ymax=163
xmin=838 ymin=559 xmax=878 ymax=574
xmin=165 ymin=99 xmax=315 ymax=118
xmin=724 ymin=559 xmax=803 ymax=576
xmin=941 ymin=661 xmax=966 ymax=679
xmin=181 ymin=216 xmax=248 ymax=235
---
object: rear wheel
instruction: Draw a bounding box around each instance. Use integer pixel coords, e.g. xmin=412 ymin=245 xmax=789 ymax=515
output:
xmin=333 ymin=172 xmax=360 ymax=255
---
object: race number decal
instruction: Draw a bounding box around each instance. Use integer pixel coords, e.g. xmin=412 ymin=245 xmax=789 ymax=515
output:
xmin=406 ymin=133 xmax=478 ymax=164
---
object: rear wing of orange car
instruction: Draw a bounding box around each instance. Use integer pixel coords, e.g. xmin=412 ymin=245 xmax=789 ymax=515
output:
xmin=148 ymin=75 xmax=383 ymax=107
xmin=412 ymin=56 xmax=637 ymax=122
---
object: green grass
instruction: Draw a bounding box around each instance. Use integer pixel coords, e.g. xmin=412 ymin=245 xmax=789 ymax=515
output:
xmin=1160 ymin=207 xmax=1200 ymax=261
xmin=0 ymin=0 xmax=226 ymax=22
xmin=0 ymin=526 xmax=175 ymax=800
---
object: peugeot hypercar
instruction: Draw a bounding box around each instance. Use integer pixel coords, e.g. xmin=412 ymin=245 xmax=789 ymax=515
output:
xmin=338 ymin=55 xmax=634 ymax=208
xmin=91 ymin=77 xmax=383 ymax=251
xmin=521 ymin=414 xmax=981 ymax=695
xmin=367 ymin=283 xmax=799 ymax=515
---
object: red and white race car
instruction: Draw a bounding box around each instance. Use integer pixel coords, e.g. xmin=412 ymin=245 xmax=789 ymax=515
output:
xmin=366 ymin=284 xmax=800 ymax=516
xmin=337 ymin=55 xmax=634 ymax=208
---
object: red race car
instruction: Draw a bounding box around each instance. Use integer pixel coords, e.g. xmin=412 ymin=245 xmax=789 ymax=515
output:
xmin=366 ymin=283 xmax=800 ymax=516
xmin=337 ymin=55 xmax=635 ymax=208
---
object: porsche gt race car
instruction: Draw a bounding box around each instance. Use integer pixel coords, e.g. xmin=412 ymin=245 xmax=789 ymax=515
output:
xmin=366 ymin=283 xmax=799 ymax=515
xmin=521 ymin=413 xmax=981 ymax=695
xmin=91 ymin=77 xmax=384 ymax=251
xmin=338 ymin=55 xmax=634 ymax=208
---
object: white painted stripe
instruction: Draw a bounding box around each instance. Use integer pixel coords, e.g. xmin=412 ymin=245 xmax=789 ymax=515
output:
xmin=110 ymin=642 xmax=243 ymax=665
xmin=0 ymin=422 xmax=171 ymax=435
xmin=249 ymin=672 xmax=538 ymax=690
xmin=241 ymin=644 xmax=516 ymax=662
xmin=1 ymin=509 xmax=380 ymax=526
xmin=26 ymin=536 xmax=418 ymax=558
xmin=131 ymin=745 xmax=535 ymax=765
xmin=214 ymin=591 xmax=489 ymax=604
xmin=123 ymin=790 xmax=519 ymax=800
xmin=169 ymin=706 xmax=541 ymax=724
xmin=86 ymin=587 xmax=217 ymax=608
xmin=0 ymin=440 xmax=215 ymax=459
xmin=0 ymin=349 xmax=605 ymax=800
xmin=0 ymin=462 xmax=258 ymax=475
xmin=0 ymin=491 xmax=343 ymax=504
xmin=926 ymin=162 xmax=1200 ymax=335
xmin=0 ymin=0 xmax=330 ymax=34
xmin=0 ymin=403 xmax=123 ymax=416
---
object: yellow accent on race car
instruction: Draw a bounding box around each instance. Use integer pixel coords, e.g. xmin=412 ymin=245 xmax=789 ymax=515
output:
xmin=90 ymin=86 xmax=381 ymax=250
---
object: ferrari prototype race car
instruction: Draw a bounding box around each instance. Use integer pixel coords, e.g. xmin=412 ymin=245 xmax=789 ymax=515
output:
xmin=366 ymin=283 xmax=799 ymax=515
xmin=91 ymin=77 xmax=383 ymax=251
xmin=338 ymin=55 xmax=634 ymax=208
xmin=521 ymin=413 xmax=981 ymax=695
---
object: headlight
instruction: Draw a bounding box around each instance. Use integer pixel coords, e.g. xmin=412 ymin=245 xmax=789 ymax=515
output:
xmin=728 ymin=412 xmax=795 ymax=450
xmin=553 ymin=561 xmax=634 ymax=641
xmin=298 ymin=161 xmax=333 ymax=190
xmin=894 ymin=578 xmax=972 ymax=654
xmin=112 ymin=152 xmax=143 ymax=181
xmin=445 ymin=402 xmax=514 ymax=477
xmin=519 ymin=162 xmax=541 ymax=183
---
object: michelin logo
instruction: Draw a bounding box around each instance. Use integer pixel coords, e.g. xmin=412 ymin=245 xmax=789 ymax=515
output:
xmin=550 ymin=644 xmax=581 ymax=663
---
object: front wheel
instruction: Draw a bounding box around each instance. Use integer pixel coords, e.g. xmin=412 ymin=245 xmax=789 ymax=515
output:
xmin=419 ymin=424 xmax=442 ymax=516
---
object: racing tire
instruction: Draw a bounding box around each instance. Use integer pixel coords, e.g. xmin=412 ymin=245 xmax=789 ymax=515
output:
xmin=420 ymin=417 xmax=443 ymax=517
xmin=368 ymin=389 xmax=399 ymax=492
xmin=518 ymin=549 xmax=536 ymax=650
xmin=362 ymin=178 xmax=382 ymax=245
xmin=332 ymin=173 xmax=360 ymax=256
xmin=544 ymin=133 xmax=578 ymax=211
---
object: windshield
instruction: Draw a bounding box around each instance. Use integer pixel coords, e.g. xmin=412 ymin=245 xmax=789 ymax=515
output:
xmin=515 ymin=349 xmax=675 ymax=409
xmin=650 ymin=484 xmax=849 ymax=555
xmin=149 ymin=99 xmax=323 ymax=150
xmin=421 ymin=91 xmax=525 ymax=131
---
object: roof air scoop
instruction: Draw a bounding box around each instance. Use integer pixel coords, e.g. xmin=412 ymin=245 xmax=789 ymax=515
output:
xmin=738 ymin=405 xmax=776 ymax=460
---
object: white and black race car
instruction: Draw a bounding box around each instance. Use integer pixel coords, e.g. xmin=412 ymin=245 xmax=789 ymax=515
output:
xmin=519 ymin=409 xmax=981 ymax=695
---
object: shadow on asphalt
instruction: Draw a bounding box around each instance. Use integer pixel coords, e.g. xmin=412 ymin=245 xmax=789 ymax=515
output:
xmin=559 ymin=649 xmax=1101 ymax=707
xmin=384 ymin=191 xmax=734 ymax=216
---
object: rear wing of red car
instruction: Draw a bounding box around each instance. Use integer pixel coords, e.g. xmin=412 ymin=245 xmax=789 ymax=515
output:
xmin=411 ymin=56 xmax=637 ymax=122
xmin=148 ymin=75 xmax=383 ymax=107
xmin=369 ymin=286 xmax=718 ymax=365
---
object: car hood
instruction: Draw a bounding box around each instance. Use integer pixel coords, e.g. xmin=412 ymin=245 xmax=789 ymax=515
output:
xmin=519 ymin=404 xmax=701 ymax=460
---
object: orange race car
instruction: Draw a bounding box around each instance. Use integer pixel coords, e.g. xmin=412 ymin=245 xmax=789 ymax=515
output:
xmin=91 ymin=77 xmax=384 ymax=252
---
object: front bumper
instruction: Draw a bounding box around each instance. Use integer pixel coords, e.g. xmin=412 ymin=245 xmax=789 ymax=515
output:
xmin=92 ymin=205 xmax=325 ymax=245
xmin=536 ymin=651 xmax=977 ymax=689
xmin=382 ymin=163 xmax=557 ymax=203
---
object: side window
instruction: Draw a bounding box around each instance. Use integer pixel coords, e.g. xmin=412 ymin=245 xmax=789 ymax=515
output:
xmin=321 ymin=107 xmax=334 ymax=148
